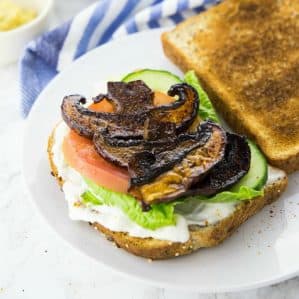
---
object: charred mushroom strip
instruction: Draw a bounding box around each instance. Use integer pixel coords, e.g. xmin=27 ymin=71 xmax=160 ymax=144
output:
xmin=61 ymin=94 xmax=146 ymax=139
xmin=143 ymin=119 xmax=177 ymax=141
xmin=190 ymin=133 xmax=251 ymax=196
xmin=128 ymin=122 xmax=221 ymax=186
xmin=149 ymin=83 xmax=199 ymax=133
xmin=103 ymin=81 xmax=154 ymax=114
xmin=94 ymin=120 xmax=214 ymax=178
xmin=93 ymin=130 xmax=145 ymax=168
xmin=61 ymin=81 xmax=199 ymax=140
xmin=93 ymin=120 xmax=177 ymax=168
xmin=129 ymin=122 xmax=226 ymax=204
xmin=61 ymin=95 xmax=108 ymax=139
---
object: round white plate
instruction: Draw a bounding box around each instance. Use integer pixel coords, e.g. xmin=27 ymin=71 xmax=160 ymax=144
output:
xmin=22 ymin=29 xmax=299 ymax=293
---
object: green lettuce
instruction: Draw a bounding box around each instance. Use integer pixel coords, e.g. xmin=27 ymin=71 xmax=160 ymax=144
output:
xmin=82 ymin=178 xmax=176 ymax=230
xmin=180 ymin=186 xmax=263 ymax=205
xmin=82 ymin=177 xmax=262 ymax=231
xmin=184 ymin=70 xmax=219 ymax=123
xmin=175 ymin=186 xmax=263 ymax=214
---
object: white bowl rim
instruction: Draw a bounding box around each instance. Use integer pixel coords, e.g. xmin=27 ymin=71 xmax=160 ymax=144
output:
xmin=0 ymin=0 xmax=54 ymax=36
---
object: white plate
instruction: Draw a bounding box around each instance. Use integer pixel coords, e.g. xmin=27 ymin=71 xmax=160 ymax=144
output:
xmin=22 ymin=29 xmax=299 ymax=293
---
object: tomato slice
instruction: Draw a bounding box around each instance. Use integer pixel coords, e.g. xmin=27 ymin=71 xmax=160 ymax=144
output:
xmin=89 ymin=99 xmax=114 ymax=112
xmin=153 ymin=91 xmax=174 ymax=106
xmin=62 ymin=92 xmax=174 ymax=193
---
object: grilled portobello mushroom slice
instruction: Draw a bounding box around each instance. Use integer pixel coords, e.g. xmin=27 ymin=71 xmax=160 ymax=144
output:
xmin=129 ymin=122 xmax=226 ymax=204
xmin=61 ymin=95 xmax=107 ymax=139
xmin=190 ymin=133 xmax=251 ymax=196
xmin=148 ymin=83 xmax=199 ymax=133
xmin=61 ymin=81 xmax=198 ymax=140
xmin=93 ymin=120 xmax=177 ymax=168
xmin=128 ymin=121 xmax=221 ymax=186
xmin=103 ymin=80 xmax=154 ymax=114
xmin=61 ymin=94 xmax=147 ymax=139
xmin=61 ymin=81 xmax=153 ymax=139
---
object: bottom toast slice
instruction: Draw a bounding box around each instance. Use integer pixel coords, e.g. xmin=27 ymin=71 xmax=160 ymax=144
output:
xmin=48 ymin=128 xmax=288 ymax=259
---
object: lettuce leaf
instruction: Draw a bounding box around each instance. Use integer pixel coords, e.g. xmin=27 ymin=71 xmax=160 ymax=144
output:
xmin=82 ymin=178 xmax=176 ymax=230
xmin=184 ymin=70 xmax=219 ymax=123
xmin=182 ymin=186 xmax=263 ymax=204
xmin=81 ymin=180 xmax=262 ymax=231
xmin=175 ymin=186 xmax=263 ymax=214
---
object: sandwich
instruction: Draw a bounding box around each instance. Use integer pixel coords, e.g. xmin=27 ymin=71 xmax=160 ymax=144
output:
xmin=48 ymin=69 xmax=287 ymax=259
xmin=162 ymin=0 xmax=299 ymax=173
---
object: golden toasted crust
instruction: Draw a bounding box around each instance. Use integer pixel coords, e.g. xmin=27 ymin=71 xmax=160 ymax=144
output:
xmin=48 ymin=128 xmax=288 ymax=259
xmin=161 ymin=0 xmax=299 ymax=173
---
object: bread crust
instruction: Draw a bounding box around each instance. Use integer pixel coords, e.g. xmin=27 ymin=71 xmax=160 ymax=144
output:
xmin=47 ymin=128 xmax=288 ymax=259
xmin=161 ymin=0 xmax=299 ymax=173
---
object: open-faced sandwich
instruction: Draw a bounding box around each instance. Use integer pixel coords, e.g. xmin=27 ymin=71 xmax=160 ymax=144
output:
xmin=48 ymin=69 xmax=288 ymax=259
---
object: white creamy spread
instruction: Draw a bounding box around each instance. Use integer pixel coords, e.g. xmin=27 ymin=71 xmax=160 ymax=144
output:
xmin=52 ymin=122 xmax=285 ymax=242
xmin=267 ymin=165 xmax=286 ymax=185
xmin=183 ymin=202 xmax=237 ymax=225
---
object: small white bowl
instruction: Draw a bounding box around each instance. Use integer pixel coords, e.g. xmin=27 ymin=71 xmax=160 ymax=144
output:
xmin=0 ymin=0 xmax=53 ymax=66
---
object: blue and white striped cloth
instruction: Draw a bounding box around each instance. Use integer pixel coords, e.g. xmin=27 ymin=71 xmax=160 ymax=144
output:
xmin=20 ymin=0 xmax=219 ymax=117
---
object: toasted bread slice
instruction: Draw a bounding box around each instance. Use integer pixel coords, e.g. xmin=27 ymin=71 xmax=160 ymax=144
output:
xmin=162 ymin=0 xmax=299 ymax=173
xmin=48 ymin=127 xmax=287 ymax=259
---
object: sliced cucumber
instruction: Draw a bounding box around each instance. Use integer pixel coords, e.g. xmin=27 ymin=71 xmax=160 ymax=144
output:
xmin=122 ymin=69 xmax=182 ymax=93
xmin=231 ymin=141 xmax=268 ymax=191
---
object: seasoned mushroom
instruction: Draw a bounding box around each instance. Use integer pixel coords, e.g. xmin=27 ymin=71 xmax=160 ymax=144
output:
xmin=148 ymin=83 xmax=199 ymax=133
xmin=61 ymin=95 xmax=108 ymax=139
xmin=128 ymin=121 xmax=220 ymax=186
xmin=103 ymin=81 xmax=154 ymax=114
xmin=93 ymin=120 xmax=177 ymax=168
xmin=189 ymin=133 xmax=251 ymax=196
xmin=61 ymin=81 xmax=152 ymax=139
xmin=61 ymin=81 xmax=199 ymax=140
xmin=129 ymin=122 xmax=226 ymax=204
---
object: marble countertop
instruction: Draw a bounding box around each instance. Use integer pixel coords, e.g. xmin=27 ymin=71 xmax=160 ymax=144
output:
xmin=0 ymin=1 xmax=298 ymax=298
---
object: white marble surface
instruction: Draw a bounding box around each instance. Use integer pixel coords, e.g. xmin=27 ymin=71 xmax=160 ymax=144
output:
xmin=0 ymin=1 xmax=298 ymax=298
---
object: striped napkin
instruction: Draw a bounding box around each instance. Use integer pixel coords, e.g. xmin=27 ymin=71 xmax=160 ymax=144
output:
xmin=20 ymin=0 xmax=219 ymax=117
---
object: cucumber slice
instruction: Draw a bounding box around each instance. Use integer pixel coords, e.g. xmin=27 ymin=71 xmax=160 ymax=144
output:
xmin=231 ymin=141 xmax=268 ymax=191
xmin=122 ymin=69 xmax=182 ymax=93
